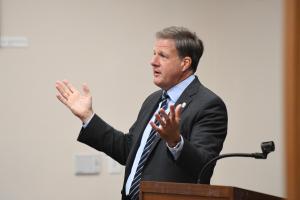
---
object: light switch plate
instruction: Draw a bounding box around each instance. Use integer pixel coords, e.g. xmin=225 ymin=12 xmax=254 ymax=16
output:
xmin=74 ymin=154 xmax=101 ymax=175
xmin=0 ymin=36 xmax=29 ymax=47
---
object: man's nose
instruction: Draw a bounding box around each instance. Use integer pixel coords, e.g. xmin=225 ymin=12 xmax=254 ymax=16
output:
xmin=151 ymin=55 xmax=159 ymax=66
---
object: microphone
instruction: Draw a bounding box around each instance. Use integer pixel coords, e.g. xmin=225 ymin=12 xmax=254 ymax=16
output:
xmin=197 ymin=141 xmax=275 ymax=183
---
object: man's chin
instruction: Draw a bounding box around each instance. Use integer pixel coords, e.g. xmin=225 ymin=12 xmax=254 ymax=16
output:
xmin=153 ymin=79 xmax=168 ymax=90
xmin=153 ymin=78 xmax=163 ymax=88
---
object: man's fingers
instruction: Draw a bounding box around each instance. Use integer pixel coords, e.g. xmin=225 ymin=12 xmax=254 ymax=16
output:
xmin=150 ymin=121 xmax=162 ymax=134
xmin=55 ymin=81 xmax=69 ymax=100
xmin=150 ymin=121 xmax=157 ymax=130
xmin=169 ymin=105 xmax=175 ymax=121
xmin=63 ymin=80 xmax=76 ymax=93
xmin=56 ymin=93 xmax=70 ymax=107
xmin=155 ymin=113 xmax=166 ymax=127
xmin=175 ymin=104 xmax=182 ymax=122
xmin=57 ymin=80 xmax=71 ymax=94
xmin=159 ymin=109 xmax=170 ymax=124
xmin=82 ymin=83 xmax=91 ymax=96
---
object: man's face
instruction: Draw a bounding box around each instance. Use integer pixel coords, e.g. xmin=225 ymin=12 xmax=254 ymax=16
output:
xmin=151 ymin=39 xmax=184 ymax=90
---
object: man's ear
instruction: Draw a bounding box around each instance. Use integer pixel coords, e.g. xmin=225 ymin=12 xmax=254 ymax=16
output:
xmin=181 ymin=57 xmax=192 ymax=72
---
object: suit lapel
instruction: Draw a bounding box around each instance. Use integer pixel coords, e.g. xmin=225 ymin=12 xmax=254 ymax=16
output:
xmin=175 ymin=77 xmax=200 ymax=114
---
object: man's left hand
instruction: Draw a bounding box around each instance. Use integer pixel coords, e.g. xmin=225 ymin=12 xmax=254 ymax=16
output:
xmin=150 ymin=104 xmax=182 ymax=147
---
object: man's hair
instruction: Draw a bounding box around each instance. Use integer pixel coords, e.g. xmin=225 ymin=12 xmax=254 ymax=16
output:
xmin=156 ymin=26 xmax=204 ymax=73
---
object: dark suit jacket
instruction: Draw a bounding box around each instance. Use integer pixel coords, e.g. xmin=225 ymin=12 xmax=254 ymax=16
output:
xmin=77 ymin=77 xmax=227 ymax=199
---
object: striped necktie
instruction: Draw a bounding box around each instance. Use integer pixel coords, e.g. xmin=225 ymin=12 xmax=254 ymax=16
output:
xmin=128 ymin=91 xmax=169 ymax=200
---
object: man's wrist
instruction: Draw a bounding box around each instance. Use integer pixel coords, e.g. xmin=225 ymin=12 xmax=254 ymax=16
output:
xmin=81 ymin=111 xmax=94 ymax=124
xmin=81 ymin=110 xmax=94 ymax=124
xmin=166 ymin=135 xmax=184 ymax=160
xmin=166 ymin=135 xmax=181 ymax=147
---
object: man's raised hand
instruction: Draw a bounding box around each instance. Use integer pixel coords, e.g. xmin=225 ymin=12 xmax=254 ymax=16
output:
xmin=150 ymin=104 xmax=182 ymax=147
xmin=55 ymin=80 xmax=93 ymax=123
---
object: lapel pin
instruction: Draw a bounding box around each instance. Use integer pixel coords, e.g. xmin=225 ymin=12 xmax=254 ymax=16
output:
xmin=181 ymin=102 xmax=186 ymax=108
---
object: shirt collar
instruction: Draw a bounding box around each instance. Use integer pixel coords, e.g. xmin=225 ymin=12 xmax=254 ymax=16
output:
xmin=166 ymin=75 xmax=195 ymax=103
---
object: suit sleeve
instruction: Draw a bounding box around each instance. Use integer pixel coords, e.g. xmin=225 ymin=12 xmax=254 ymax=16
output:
xmin=77 ymin=114 xmax=135 ymax=165
xmin=175 ymin=96 xmax=228 ymax=183
xmin=76 ymin=91 xmax=160 ymax=166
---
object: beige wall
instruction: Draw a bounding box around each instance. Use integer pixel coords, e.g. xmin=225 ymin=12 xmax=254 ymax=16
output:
xmin=0 ymin=0 xmax=284 ymax=199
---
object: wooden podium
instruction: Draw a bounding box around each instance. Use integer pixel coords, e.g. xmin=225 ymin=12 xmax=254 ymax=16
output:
xmin=140 ymin=181 xmax=284 ymax=200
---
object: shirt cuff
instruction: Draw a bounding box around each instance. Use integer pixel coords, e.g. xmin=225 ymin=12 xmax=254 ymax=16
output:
xmin=82 ymin=113 xmax=95 ymax=128
xmin=166 ymin=135 xmax=184 ymax=160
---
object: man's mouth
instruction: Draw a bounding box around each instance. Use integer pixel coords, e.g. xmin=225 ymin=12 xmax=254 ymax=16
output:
xmin=153 ymin=70 xmax=161 ymax=77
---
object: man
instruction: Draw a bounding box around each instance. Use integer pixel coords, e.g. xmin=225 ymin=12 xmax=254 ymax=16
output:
xmin=56 ymin=26 xmax=227 ymax=200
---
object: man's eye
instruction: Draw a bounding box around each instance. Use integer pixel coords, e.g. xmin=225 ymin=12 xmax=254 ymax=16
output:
xmin=159 ymin=53 xmax=167 ymax=58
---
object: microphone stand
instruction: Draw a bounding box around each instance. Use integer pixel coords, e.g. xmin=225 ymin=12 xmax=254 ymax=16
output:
xmin=197 ymin=141 xmax=275 ymax=184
